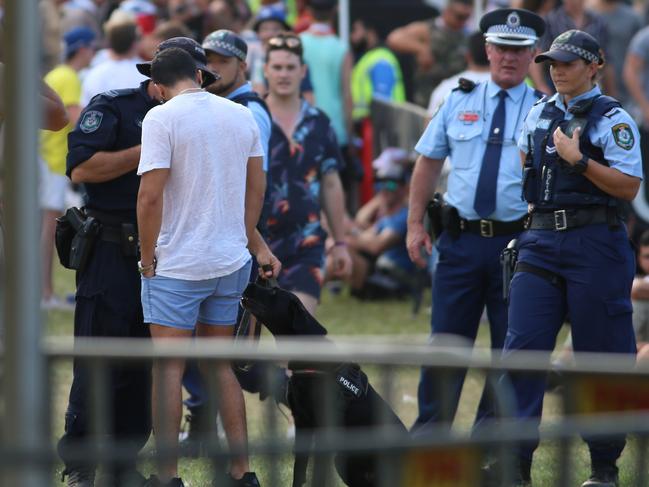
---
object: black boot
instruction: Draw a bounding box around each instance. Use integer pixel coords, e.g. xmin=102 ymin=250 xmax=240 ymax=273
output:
xmin=213 ymin=472 xmax=261 ymax=487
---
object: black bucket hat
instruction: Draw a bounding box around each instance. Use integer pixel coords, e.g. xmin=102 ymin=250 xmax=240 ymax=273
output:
xmin=136 ymin=37 xmax=218 ymax=87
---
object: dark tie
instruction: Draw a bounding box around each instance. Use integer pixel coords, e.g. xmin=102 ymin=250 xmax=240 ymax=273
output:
xmin=474 ymin=89 xmax=507 ymax=219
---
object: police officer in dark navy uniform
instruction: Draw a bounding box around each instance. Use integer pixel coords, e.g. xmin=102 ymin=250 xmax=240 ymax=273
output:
xmin=406 ymin=8 xmax=545 ymax=434
xmin=58 ymin=37 xmax=217 ymax=487
xmin=506 ymin=30 xmax=642 ymax=486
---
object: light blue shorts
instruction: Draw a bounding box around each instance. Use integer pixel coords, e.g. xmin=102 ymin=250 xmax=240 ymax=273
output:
xmin=141 ymin=259 xmax=252 ymax=329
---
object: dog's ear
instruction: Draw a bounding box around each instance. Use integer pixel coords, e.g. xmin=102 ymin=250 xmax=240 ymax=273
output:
xmin=242 ymin=284 xmax=298 ymax=336
xmin=289 ymin=296 xmax=328 ymax=336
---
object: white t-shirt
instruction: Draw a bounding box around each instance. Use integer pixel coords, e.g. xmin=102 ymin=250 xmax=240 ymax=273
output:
xmin=138 ymin=91 xmax=263 ymax=280
xmin=81 ymin=57 xmax=147 ymax=106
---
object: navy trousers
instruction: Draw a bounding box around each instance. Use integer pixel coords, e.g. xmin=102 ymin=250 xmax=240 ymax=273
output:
xmin=505 ymin=223 xmax=636 ymax=464
xmin=413 ymin=230 xmax=517 ymax=433
xmin=57 ymin=240 xmax=151 ymax=477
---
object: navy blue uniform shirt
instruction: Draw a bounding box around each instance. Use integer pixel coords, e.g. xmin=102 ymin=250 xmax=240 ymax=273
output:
xmin=66 ymin=81 xmax=160 ymax=217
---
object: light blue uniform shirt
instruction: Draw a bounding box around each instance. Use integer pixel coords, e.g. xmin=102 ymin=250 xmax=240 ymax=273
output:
xmin=415 ymin=79 xmax=540 ymax=222
xmin=227 ymin=82 xmax=271 ymax=171
xmin=518 ymin=85 xmax=643 ymax=179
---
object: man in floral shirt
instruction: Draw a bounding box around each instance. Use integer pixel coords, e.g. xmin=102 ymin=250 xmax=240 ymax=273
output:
xmin=264 ymin=33 xmax=351 ymax=313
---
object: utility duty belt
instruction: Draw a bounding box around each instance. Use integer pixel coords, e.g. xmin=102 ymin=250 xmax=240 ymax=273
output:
xmin=427 ymin=193 xmax=526 ymax=239
xmin=459 ymin=217 xmax=527 ymax=238
xmin=527 ymin=206 xmax=617 ymax=231
xmin=55 ymin=207 xmax=138 ymax=272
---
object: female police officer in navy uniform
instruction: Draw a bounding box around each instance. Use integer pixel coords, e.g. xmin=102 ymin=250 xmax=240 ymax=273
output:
xmin=506 ymin=30 xmax=642 ymax=486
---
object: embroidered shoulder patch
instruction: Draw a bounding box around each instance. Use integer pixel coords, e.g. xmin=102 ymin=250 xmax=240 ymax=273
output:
xmin=612 ymin=123 xmax=634 ymax=150
xmin=79 ymin=110 xmax=103 ymax=134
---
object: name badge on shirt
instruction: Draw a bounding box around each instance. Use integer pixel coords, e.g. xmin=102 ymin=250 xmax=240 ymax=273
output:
xmin=458 ymin=111 xmax=480 ymax=124
xmin=536 ymin=118 xmax=552 ymax=130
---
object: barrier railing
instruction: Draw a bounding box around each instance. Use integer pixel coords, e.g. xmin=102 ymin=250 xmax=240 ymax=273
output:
xmin=2 ymin=337 xmax=648 ymax=486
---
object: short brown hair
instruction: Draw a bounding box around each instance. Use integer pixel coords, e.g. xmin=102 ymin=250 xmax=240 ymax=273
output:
xmin=153 ymin=21 xmax=192 ymax=42
xmin=107 ymin=23 xmax=138 ymax=55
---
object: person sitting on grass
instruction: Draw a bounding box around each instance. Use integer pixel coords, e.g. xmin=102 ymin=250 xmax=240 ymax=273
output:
xmin=334 ymin=148 xmax=414 ymax=298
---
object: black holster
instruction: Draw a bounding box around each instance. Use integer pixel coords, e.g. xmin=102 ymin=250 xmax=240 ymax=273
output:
xmin=55 ymin=211 xmax=77 ymax=269
xmin=55 ymin=207 xmax=100 ymax=272
xmin=441 ymin=205 xmax=462 ymax=240
xmin=500 ymin=239 xmax=518 ymax=301
xmin=426 ymin=192 xmax=444 ymax=240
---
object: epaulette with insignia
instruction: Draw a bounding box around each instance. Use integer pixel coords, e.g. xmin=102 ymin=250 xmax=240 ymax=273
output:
xmin=453 ymin=78 xmax=477 ymax=93
xmin=604 ymin=108 xmax=620 ymax=118
xmin=103 ymin=88 xmax=138 ymax=99
xmin=533 ymin=95 xmax=547 ymax=106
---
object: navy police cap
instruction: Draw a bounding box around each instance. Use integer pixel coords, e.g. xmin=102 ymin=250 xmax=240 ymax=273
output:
xmin=480 ymin=8 xmax=545 ymax=47
xmin=136 ymin=37 xmax=218 ymax=87
xmin=202 ymin=30 xmax=248 ymax=62
xmin=535 ymin=29 xmax=603 ymax=65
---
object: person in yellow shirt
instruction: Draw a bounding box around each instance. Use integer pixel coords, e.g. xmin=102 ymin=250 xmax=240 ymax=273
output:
xmin=40 ymin=26 xmax=95 ymax=310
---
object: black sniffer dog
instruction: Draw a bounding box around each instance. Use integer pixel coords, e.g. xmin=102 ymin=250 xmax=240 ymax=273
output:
xmin=241 ymin=283 xmax=408 ymax=487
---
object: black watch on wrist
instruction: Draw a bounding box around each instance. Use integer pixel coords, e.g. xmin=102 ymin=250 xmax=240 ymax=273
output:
xmin=573 ymin=154 xmax=589 ymax=174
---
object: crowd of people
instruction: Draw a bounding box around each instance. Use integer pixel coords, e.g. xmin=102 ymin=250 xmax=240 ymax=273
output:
xmin=19 ymin=0 xmax=649 ymax=485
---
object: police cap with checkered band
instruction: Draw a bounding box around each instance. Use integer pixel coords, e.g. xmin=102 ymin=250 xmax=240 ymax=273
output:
xmin=480 ymin=8 xmax=545 ymax=47
xmin=535 ymin=29 xmax=603 ymax=65
xmin=202 ymin=30 xmax=248 ymax=63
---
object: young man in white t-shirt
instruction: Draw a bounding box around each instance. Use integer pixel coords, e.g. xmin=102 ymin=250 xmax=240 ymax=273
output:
xmin=136 ymin=47 xmax=279 ymax=487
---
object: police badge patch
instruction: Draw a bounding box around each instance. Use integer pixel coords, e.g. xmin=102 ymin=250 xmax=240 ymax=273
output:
xmin=80 ymin=110 xmax=103 ymax=134
xmin=612 ymin=123 xmax=634 ymax=150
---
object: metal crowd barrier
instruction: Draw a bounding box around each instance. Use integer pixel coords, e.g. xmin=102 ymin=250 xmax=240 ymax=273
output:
xmin=1 ymin=338 xmax=649 ymax=486
xmin=370 ymin=98 xmax=428 ymax=158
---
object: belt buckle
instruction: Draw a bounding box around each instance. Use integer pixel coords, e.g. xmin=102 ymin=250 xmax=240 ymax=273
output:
xmin=480 ymin=219 xmax=494 ymax=238
xmin=554 ymin=210 xmax=567 ymax=231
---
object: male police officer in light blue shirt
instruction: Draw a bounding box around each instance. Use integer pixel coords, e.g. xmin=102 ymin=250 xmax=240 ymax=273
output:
xmin=505 ymin=30 xmax=642 ymax=486
xmin=406 ymin=8 xmax=546 ymax=434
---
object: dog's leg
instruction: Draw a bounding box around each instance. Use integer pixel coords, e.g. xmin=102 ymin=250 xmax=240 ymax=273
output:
xmin=292 ymin=450 xmax=309 ymax=487
xmin=311 ymin=440 xmax=335 ymax=487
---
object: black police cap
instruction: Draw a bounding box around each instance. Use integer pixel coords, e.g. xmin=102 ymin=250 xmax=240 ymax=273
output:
xmin=480 ymin=8 xmax=546 ymax=47
xmin=136 ymin=37 xmax=218 ymax=88
xmin=535 ymin=29 xmax=603 ymax=65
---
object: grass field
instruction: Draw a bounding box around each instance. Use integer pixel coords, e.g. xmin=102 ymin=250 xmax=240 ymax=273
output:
xmin=45 ymin=264 xmax=645 ymax=486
